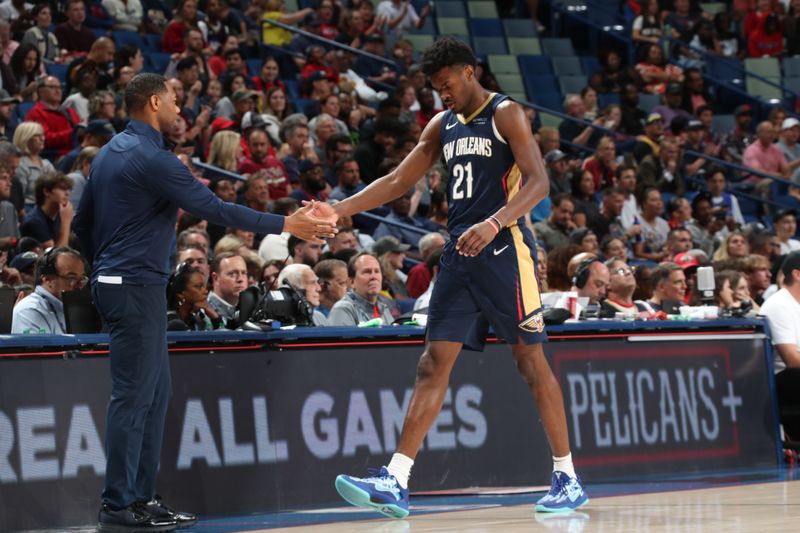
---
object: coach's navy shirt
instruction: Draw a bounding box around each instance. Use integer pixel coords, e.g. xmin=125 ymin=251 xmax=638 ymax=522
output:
xmin=74 ymin=119 xmax=285 ymax=285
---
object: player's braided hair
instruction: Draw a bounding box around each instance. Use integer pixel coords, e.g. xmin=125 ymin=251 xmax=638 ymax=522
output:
xmin=420 ymin=37 xmax=476 ymax=77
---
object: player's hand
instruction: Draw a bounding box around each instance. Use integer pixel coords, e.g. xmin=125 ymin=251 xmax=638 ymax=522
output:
xmin=301 ymin=199 xmax=338 ymax=225
xmin=284 ymin=202 xmax=338 ymax=244
xmin=455 ymin=220 xmax=498 ymax=257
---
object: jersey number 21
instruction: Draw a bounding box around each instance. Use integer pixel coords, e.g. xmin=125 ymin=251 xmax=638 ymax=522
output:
xmin=451 ymin=162 xmax=474 ymax=200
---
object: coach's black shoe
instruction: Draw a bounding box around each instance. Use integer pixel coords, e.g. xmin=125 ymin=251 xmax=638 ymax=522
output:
xmin=142 ymin=496 xmax=198 ymax=529
xmin=97 ymin=503 xmax=177 ymax=532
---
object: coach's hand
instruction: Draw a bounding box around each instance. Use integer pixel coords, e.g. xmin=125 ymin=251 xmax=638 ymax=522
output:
xmin=456 ymin=220 xmax=498 ymax=257
xmin=284 ymin=202 xmax=338 ymax=244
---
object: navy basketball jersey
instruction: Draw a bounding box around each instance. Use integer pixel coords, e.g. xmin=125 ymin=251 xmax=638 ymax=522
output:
xmin=440 ymin=92 xmax=522 ymax=237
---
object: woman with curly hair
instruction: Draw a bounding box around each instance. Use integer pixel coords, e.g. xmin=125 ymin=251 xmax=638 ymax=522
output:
xmin=166 ymin=263 xmax=224 ymax=331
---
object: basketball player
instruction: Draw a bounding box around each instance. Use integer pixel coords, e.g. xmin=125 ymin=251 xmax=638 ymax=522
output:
xmin=323 ymin=38 xmax=588 ymax=517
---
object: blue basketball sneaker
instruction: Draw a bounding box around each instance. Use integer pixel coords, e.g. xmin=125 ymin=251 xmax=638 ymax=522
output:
xmin=535 ymin=471 xmax=589 ymax=513
xmin=335 ymin=467 xmax=410 ymax=519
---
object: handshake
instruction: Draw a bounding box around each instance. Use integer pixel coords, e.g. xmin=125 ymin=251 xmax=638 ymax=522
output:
xmin=283 ymin=200 xmax=340 ymax=244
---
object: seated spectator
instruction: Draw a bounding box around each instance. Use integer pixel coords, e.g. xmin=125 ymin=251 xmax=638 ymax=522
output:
xmin=373 ymin=188 xmax=440 ymax=257
xmin=354 ymin=118 xmax=404 ymax=184
xmin=702 ymin=167 xmax=744 ymax=226
xmin=280 ymin=120 xmax=316 ymax=184
xmin=66 ymin=145 xmax=98 ymax=208
xmin=742 ymin=120 xmax=790 ymax=188
xmin=21 ymin=4 xmax=60 ymax=64
xmin=632 ymin=113 xmax=664 ymax=163
xmin=588 ymin=50 xmax=641 ymax=95
xmin=25 ymin=78 xmax=80 ymax=158
xmin=570 ymin=227 xmax=599 ymax=255
xmin=207 ymin=252 xmax=248 ymax=326
xmin=534 ymin=193 xmax=576 ymax=252
xmin=632 ymin=0 xmax=663 ymax=55
xmin=635 ymin=42 xmax=683 ymax=95
xmin=103 ymin=0 xmax=144 ymax=32
xmin=0 ymin=159 xmax=19 ymax=242
xmin=777 ymin=117 xmax=800 ymax=184
xmin=638 ymin=137 xmax=685 ymax=196
xmin=559 ymin=94 xmax=602 ymax=151
xmin=406 ymin=232 xmax=444 ymax=299
xmin=291 ymin=160 xmax=329 ymax=203
xmin=682 ymin=68 xmax=712 ymax=115
xmin=238 ymin=128 xmax=290 ymax=200
xmin=570 ymin=170 xmax=601 ymax=231
xmin=665 ymin=227 xmax=693 ymax=260
xmin=618 ymin=83 xmax=647 ymax=137
xmin=11 ymin=246 xmax=86 ymax=334
xmin=666 ymin=196 xmax=692 ymax=229
xmin=712 ymin=231 xmax=750 ymax=262
xmin=330 ymin=157 xmax=364 ymax=201
xmin=166 ymin=263 xmax=224 ymax=331
xmin=715 ymin=269 xmax=755 ymax=314
xmin=62 ymin=65 xmax=97 ymax=123
xmin=261 ymin=0 xmax=313 ymax=48
xmin=328 ymin=252 xmax=394 ymax=326
xmin=287 ymin=234 xmax=322 ymax=267
xmin=352 ymin=34 xmax=396 ymax=88
xmin=774 ymin=209 xmax=800 ymax=254
xmin=748 ymin=12 xmax=783 ymax=57
xmin=582 ymin=136 xmax=618 ymax=191
xmin=314 ymin=258 xmax=348 ymax=317
xmin=744 ymin=253 xmax=773 ymax=307
xmin=545 ymin=149 xmax=574 ymax=197
xmin=55 ymin=0 xmax=96 ymax=56
xmin=176 ymin=243 xmax=209 ymax=280
xmin=572 ymin=257 xmax=609 ymax=306
xmin=723 ymin=104 xmax=755 ymax=164
xmin=163 ymin=0 xmax=205 ymax=53
xmin=602 ymin=258 xmax=654 ymax=316
xmin=414 ymin=248 xmax=442 ymax=311
xmin=373 ymin=236 xmax=410 ymax=300
xmin=9 ymin=44 xmax=42 ymax=102
xmin=686 ymin=191 xmax=727 ymax=257
xmin=652 ymin=83 xmax=693 ymax=131
xmin=20 ymin=171 xmax=72 ymax=248
xmin=276 ymin=263 xmax=327 ymax=326
xmin=617 ymin=165 xmax=640 ymax=229
xmin=632 ymin=187 xmax=670 ymax=263
xmin=647 ymin=262 xmax=686 ymax=312
xmin=0 ymin=19 xmax=19 ymax=67
xmin=761 ymin=251 xmax=800 ymax=441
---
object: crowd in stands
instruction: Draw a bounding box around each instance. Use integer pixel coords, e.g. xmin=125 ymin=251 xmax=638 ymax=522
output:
xmin=0 ymin=0 xmax=797 ymax=380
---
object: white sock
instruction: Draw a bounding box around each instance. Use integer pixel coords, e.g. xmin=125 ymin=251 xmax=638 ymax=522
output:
xmin=553 ymin=453 xmax=576 ymax=478
xmin=386 ymin=453 xmax=414 ymax=489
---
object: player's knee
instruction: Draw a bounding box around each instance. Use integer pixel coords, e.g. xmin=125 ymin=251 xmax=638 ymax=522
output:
xmin=416 ymin=349 xmax=447 ymax=381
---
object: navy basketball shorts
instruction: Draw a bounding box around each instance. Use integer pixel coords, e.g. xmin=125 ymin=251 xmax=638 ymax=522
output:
xmin=427 ymin=224 xmax=547 ymax=351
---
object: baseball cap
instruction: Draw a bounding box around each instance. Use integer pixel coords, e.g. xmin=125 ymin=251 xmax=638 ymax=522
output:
xmin=241 ymin=111 xmax=268 ymax=130
xmin=783 ymin=117 xmax=800 ymax=130
xmin=306 ymin=70 xmax=328 ymax=83
xmin=86 ymin=119 xmax=115 ymax=137
xmin=544 ymin=149 xmax=566 ymax=164
xmin=773 ymin=208 xmax=798 ymax=224
xmin=0 ymin=88 xmax=19 ymax=104
xmin=9 ymin=251 xmax=38 ymax=271
xmin=210 ymin=117 xmax=236 ymax=135
xmin=231 ymin=89 xmax=259 ymax=102
xmin=645 ymin=112 xmax=663 ymax=124
xmin=674 ymin=252 xmax=700 ymax=270
xmin=298 ymin=159 xmax=322 ymax=174
xmin=666 ymin=82 xmax=683 ymax=95
xmin=372 ymin=236 xmax=411 ymax=256
xmin=687 ymin=119 xmax=705 ymax=131
xmin=734 ymin=104 xmax=752 ymax=117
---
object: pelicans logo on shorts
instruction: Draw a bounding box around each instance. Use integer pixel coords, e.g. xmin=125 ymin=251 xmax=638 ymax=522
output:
xmin=519 ymin=311 xmax=545 ymax=333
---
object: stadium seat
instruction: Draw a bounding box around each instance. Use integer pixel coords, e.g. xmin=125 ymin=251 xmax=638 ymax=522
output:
xmin=469 ymin=18 xmax=504 ymax=37
xmin=518 ymin=55 xmax=553 ymax=76
xmin=472 ymin=36 xmax=508 ymax=55
xmin=435 ymin=1 xmax=467 ymax=18
xmin=467 ymin=1 xmax=499 ymax=18
xmin=503 ymin=18 xmax=538 ymax=37
xmin=580 ymin=55 xmax=601 ymax=76
xmin=142 ymin=33 xmax=162 ymax=53
xmin=46 ymin=63 xmax=68 ymax=84
xmin=523 ymin=74 xmax=560 ymax=95
xmin=746 ymin=76 xmax=783 ymax=101
xmin=246 ymin=58 xmax=262 ymax=77
xmin=507 ymin=92 xmax=527 ymax=102
xmin=708 ymin=57 xmax=743 ymax=80
xmin=10 ymin=101 xmax=34 ymax=128
xmin=508 ymin=37 xmax=541 ymax=55
xmin=541 ymin=38 xmax=576 ymax=57
xmin=711 ymin=113 xmax=735 ymax=134
xmin=744 ymin=57 xmax=780 ymax=78
xmin=488 ymin=54 xmax=520 ymax=74
xmin=784 ymin=76 xmax=800 ymax=95
xmin=112 ymin=30 xmax=144 ymax=50
xmin=638 ymin=92 xmax=661 ymax=112
xmin=408 ymin=16 xmax=436 ymax=35
xmin=559 ymin=75 xmax=588 ymax=94
xmin=531 ymin=92 xmax=564 ymax=113
xmin=598 ymin=92 xmax=620 ymax=108
xmin=552 ymin=56 xmax=583 ymax=76
xmin=283 ymin=79 xmax=300 ymax=100
xmin=437 ymin=17 xmax=469 ymax=37
xmin=783 ymin=57 xmax=800 ymax=78
xmin=700 ymin=2 xmax=727 ymax=15
xmin=146 ymin=52 xmax=171 ymax=74
xmin=495 ymin=73 xmax=526 ymax=94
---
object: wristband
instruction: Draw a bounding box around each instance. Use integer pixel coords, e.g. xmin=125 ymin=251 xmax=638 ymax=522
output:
xmin=485 ymin=217 xmax=500 ymax=234
xmin=489 ymin=215 xmax=503 ymax=231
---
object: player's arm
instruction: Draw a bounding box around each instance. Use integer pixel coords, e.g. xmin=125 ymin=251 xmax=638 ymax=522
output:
xmin=333 ymin=113 xmax=444 ymax=218
xmin=456 ymin=100 xmax=549 ymax=256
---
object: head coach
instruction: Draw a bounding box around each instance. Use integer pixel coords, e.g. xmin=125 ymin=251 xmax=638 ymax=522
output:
xmin=73 ymin=73 xmax=336 ymax=532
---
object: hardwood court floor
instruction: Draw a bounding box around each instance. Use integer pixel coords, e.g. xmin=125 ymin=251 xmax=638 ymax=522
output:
xmin=221 ymin=479 xmax=800 ymax=533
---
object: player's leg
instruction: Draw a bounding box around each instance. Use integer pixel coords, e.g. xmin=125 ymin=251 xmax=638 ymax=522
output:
xmin=511 ymin=342 xmax=588 ymax=513
xmin=334 ymin=339 xmax=463 ymax=519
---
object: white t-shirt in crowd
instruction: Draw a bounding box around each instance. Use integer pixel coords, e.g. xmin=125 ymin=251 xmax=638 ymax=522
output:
xmin=779 ymin=238 xmax=800 ymax=255
xmin=761 ymin=287 xmax=800 ymax=372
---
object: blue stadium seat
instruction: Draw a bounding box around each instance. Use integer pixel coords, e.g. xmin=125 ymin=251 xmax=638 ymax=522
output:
xmin=283 ymin=79 xmax=300 ymax=100
xmin=46 ymin=63 xmax=68 ymax=84
xmin=503 ymin=18 xmax=538 ymax=37
xmin=469 ymin=18 xmax=504 ymax=37
xmin=518 ymin=55 xmax=553 ymax=76
xmin=540 ymin=38 xmax=576 ymax=57
xmin=10 ymin=101 xmax=34 ymax=128
xmin=559 ymin=75 xmax=588 ymax=94
xmin=142 ymin=33 xmax=162 ymax=53
xmin=638 ymin=92 xmax=661 ymax=112
xmin=436 ymin=1 xmax=467 ymax=17
xmin=552 ymin=56 xmax=583 ymax=76
xmin=472 ymin=36 xmax=508 ymax=55
xmin=112 ymin=30 xmax=144 ymax=50
xmin=246 ymin=58 xmax=262 ymax=77
xmin=712 ymin=113 xmax=735 ymax=135
xmin=580 ymin=55 xmax=601 ymax=76
xmin=598 ymin=92 xmax=620 ymax=108
xmin=523 ymin=74 xmax=560 ymax=94
xmin=530 ymin=91 xmax=564 ymax=112
xmin=145 ymin=52 xmax=171 ymax=74
xmin=783 ymin=57 xmax=800 ymax=78
xmin=708 ymin=57 xmax=743 ymax=80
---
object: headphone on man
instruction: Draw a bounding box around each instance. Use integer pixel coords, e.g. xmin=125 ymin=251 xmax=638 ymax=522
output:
xmin=572 ymin=258 xmax=601 ymax=289
xmin=35 ymin=247 xmax=60 ymax=285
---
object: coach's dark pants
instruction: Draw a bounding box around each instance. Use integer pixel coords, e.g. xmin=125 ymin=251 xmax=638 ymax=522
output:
xmin=93 ymin=282 xmax=171 ymax=510
xmin=777 ymin=368 xmax=800 ymax=442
